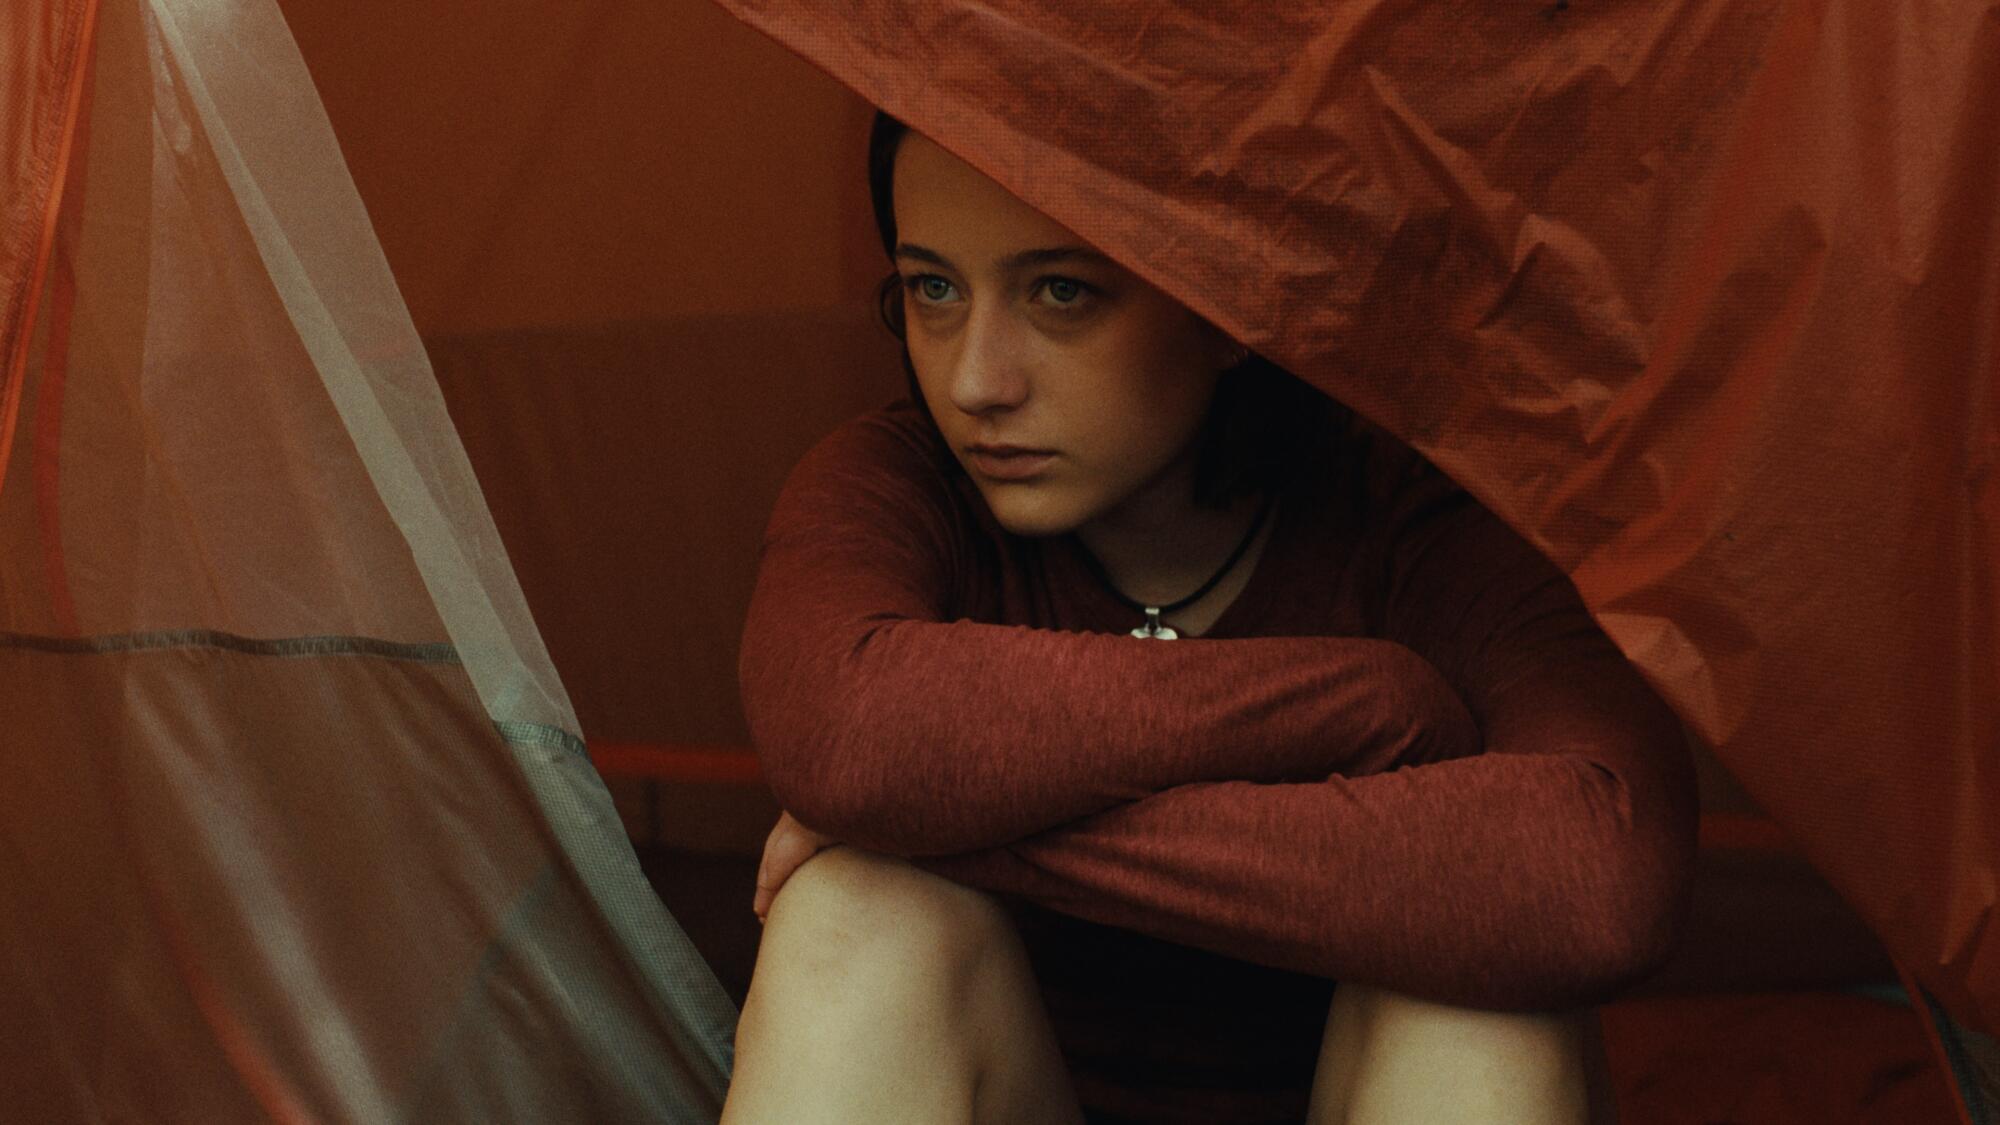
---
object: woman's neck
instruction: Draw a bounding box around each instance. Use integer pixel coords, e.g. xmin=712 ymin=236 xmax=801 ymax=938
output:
xmin=1071 ymin=453 xmax=1275 ymax=610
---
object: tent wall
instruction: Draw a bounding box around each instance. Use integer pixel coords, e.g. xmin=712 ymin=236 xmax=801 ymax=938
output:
xmin=277 ymin=0 xmax=884 ymax=337
xmin=277 ymin=0 xmax=906 ymax=844
xmin=424 ymin=311 xmax=908 ymax=753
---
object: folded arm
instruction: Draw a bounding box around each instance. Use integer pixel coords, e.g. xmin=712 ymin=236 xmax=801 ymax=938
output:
xmin=913 ymin=460 xmax=1699 ymax=1011
xmin=740 ymin=416 xmax=1478 ymax=855
xmin=744 ymin=412 xmax=1697 ymax=1009
xmin=908 ymin=644 xmax=1695 ymax=1012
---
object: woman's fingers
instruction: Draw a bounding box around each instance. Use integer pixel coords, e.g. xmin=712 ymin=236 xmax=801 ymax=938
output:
xmin=752 ymin=832 xmax=793 ymax=921
xmin=752 ymin=812 xmax=839 ymax=923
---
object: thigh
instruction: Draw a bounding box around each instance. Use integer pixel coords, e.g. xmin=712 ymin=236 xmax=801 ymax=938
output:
xmin=1307 ymin=984 xmax=1616 ymax=1125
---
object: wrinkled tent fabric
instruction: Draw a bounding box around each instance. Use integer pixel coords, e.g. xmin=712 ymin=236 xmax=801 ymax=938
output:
xmin=0 ymin=0 xmax=735 ymax=1119
xmin=705 ymin=0 xmax=1999 ymax=1107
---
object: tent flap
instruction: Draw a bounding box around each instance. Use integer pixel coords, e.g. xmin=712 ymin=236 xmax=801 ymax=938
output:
xmin=710 ymin=0 xmax=1999 ymax=1049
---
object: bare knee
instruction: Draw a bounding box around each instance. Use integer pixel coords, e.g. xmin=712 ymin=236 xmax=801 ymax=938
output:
xmin=756 ymin=845 xmax=1017 ymax=1004
xmin=728 ymin=848 xmax=1080 ymax=1125
xmin=726 ymin=848 xmax=1025 ymax=1123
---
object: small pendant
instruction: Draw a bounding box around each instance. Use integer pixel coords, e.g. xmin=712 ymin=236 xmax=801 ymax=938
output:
xmin=1130 ymin=606 xmax=1179 ymax=640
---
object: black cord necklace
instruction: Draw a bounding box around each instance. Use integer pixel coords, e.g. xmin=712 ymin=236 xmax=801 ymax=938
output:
xmin=1071 ymin=490 xmax=1278 ymax=639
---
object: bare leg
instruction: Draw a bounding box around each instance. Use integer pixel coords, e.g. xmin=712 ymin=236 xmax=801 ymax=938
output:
xmin=1305 ymin=983 xmax=1618 ymax=1125
xmin=721 ymin=845 xmax=1086 ymax=1125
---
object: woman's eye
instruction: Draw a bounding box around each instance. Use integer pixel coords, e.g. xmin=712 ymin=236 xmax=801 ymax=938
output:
xmin=1037 ymin=277 xmax=1093 ymax=310
xmin=902 ymin=273 xmax=1094 ymax=312
xmin=905 ymin=275 xmax=956 ymax=304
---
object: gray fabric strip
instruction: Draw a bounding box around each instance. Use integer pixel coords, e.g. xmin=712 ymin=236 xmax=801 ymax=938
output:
xmin=0 ymin=628 xmax=462 ymax=663
xmin=494 ymin=719 xmax=591 ymax=759
xmin=1 ymin=629 xmax=591 ymax=761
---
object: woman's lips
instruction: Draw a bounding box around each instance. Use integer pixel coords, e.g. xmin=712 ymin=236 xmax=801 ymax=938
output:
xmin=966 ymin=448 xmax=1057 ymax=480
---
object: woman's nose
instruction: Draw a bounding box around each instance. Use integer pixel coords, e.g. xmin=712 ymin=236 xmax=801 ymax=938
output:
xmin=945 ymin=304 xmax=1031 ymax=415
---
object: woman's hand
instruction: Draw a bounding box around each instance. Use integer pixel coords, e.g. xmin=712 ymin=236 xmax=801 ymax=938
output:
xmin=752 ymin=809 xmax=843 ymax=923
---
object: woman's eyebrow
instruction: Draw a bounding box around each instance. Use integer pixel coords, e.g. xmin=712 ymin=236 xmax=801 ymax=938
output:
xmin=895 ymin=242 xmax=1117 ymax=272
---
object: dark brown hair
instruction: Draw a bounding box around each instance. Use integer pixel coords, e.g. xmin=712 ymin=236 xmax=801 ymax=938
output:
xmin=869 ymin=110 xmax=1346 ymax=510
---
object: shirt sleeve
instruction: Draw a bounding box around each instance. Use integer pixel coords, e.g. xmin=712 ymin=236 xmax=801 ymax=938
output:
xmin=907 ymin=461 xmax=1701 ymax=1012
xmin=739 ymin=409 xmax=1483 ymax=856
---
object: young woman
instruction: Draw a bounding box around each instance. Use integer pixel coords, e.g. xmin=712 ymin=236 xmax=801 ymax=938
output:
xmin=720 ymin=111 xmax=1696 ymax=1124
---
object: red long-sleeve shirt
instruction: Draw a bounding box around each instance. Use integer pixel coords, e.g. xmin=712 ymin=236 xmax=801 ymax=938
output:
xmin=739 ymin=396 xmax=1697 ymax=1117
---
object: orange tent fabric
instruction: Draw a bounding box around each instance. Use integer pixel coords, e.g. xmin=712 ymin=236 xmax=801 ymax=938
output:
xmin=2 ymin=0 xmax=735 ymax=1117
xmin=708 ymin=0 xmax=1998 ymax=1093
xmin=1 ymin=0 xmax=95 ymax=460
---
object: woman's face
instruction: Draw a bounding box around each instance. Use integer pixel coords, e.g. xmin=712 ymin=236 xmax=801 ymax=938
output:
xmin=891 ymin=132 xmax=1237 ymax=538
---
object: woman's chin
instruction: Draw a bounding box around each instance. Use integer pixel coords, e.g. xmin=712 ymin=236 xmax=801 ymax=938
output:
xmin=980 ymin=489 xmax=1086 ymax=539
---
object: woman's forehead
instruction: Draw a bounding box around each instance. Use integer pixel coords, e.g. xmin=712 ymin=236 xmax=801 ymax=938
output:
xmin=892 ymin=133 xmax=1101 ymax=268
